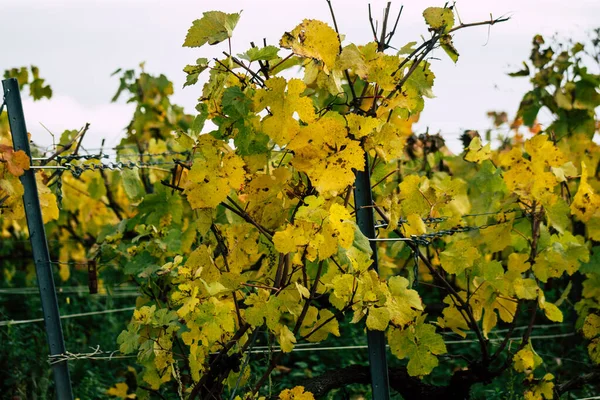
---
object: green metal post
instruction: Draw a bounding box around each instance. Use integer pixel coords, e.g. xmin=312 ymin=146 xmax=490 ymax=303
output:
xmin=354 ymin=152 xmax=390 ymax=399
xmin=2 ymin=78 xmax=74 ymax=400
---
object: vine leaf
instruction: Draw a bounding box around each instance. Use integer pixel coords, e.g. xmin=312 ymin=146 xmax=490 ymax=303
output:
xmin=388 ymin=315 xmax=447 ymax=376
xmin=440 ymin=34 xmax=459 ymax=63
xmin=239 ymin=45 xmax=280 ymax=62
xmin=280 ymin=19 xmax=340 ymax=72
xmin=183 ymin=11 xmax=241 ymax=48
xmin=423 ymin=7 xmax=455 ymax=32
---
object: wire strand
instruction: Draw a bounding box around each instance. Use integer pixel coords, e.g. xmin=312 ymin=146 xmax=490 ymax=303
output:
xmin=0 ymin=306 xmax=135 ymax=327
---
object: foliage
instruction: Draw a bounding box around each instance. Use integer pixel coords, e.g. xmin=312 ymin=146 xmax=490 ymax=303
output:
xmin=1 ymin=4 xmax=600 ymax=400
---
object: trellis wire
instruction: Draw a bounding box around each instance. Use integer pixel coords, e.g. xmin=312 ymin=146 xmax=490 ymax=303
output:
xmin=48 ymin=346 xmax=136 ymax=365
xmin=0 ymin=286 xmax=139 ymax=296
xmin=46 ymin=331 xmax=579 ymax=365
xmin=0 ymin=306 xmax=136 ymax=327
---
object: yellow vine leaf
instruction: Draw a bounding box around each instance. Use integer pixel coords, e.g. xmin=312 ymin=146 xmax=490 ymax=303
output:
xmin=277 ymin=324 xmax=297 ymax=352
xmin=401 ymin=213 xmax=427 ymax=237
xmin=184 ymin=135 xmax=246 ymax=209
xmin=0 ymin=174 xmax=25 ymax=220
xmin=571 ymin=162 xmax=600 ymax=222
xmin=513 ymin=278 xmax=539 ymax=300
xmin=337 ymin=44 xmax=369 ymax=79
xmin=583 ymin=313 xmax=600 ymax=339
xmin=537 ymin=292 xmax=563 ymax=322
xmin=346 ymin=114 xmax=380 ymax=139
xmin=254 ymin=78 xmax=316 ymax=146
xmin=464 ymin=137 xmax=491 ymax=163
xmin=589 ymin=338 xmax=600 ymax=364
xmin=398 ymin=175 xmax=432 ymax=217
xmin=551 ymin=161 xmax=577 ymax=183
xmin=387 ymin=276 xmax=423 ymax=326
xmin=524 ymin=373 xmax=555 ymax=400
xmin=440 ymin=239 xmax=480 ymax=275
xmin=500 ymin=135 xmax=566 ymax=201
xmin=423 ymin=7 xmax=455 ymax=32
xmin=532 ymin=232 xmax=588 ymax=282
xmin=437 ymin=296 xmax=469 ymax=338
xmin=280 ymin=19 xmax=340 ymax=72
xmin=366 ymin=306 xmax=391 ymax=331
xmin=388 ymin=315 xmax=447 ymax=376
xmin=299 ymin=308 xmax=340 ymax=342
xmin=359 ymin=42 xmax=402 ymax=92
xmin=513 ymin=343 xmax=543 ymax=373
xmin=289 ymin=115 xmax=364 ymax=196
xmin=279 ymin=386 xmax=315 ymax=400
xmin=365 ymin=120 xmax=411 ymax=162
xmin=183 ymin=11 xmax=241 ymax=48
xmin=329 ymin=273 xmax=357 ymax=310
xmin=273 ymin=198 xmax=356 ymax=260
xmin=106 ymin=382 xmax=136 ymax=399
xmin=468 ymin=279 xmax=517 ymax=337
xmin=37 ymin=174 xmax=59 ymax=223
xmin=242 ymin=168 xmax=293 ymax=230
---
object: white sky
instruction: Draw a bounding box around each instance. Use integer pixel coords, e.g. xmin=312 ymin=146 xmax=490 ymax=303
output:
xmin=2 ymin=0 xmax=599 ymax=153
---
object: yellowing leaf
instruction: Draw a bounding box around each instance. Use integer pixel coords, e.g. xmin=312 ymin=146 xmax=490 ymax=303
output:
xmin=440 ymin=240 xmax=480 ymax=275
xmin=280 ymin=20 xmax=340 ymax=71
xmin=541 ymin=301 xmax=563 ymax=322
xmin=589 ymin=338 xmax=600 ymax=364
xmin=279 ymin=386 xmax=315 ymax=400
xmin=524 ymin=373 xmax=555 ymax=400
xmin=440 ymin=34 xmax=459 ymax=63
xmin=359 ymin=42 xmax=402 ymax=92
xmin=538 ymin=293 xmax=563 ymax=322
xmin=277 ymin=325 xmax=297 ymax=353
xmin=388 ymin=317 xmax=447 ymax=376
xmin=387 ymin=276 xmax=423 ymax=326
xmin=582 ymin=314 xmax=600 ymax=339
xmin=184 ymin=135 xmax=246 ymax=209
xmin=366 ymin=306 xmax=391 ymax=331
xmin=437 ymin=296 xmax=469 ymax=338
xmin=464 ymin=137 xmax=491 ymax=163
xmin=183 ymin=11 xmax=241 ymax=47
xmin=500 ymin=135 xmax=566 ymax=201
xmin=121 ymin=168 xmax=144 ymax=201
xmin=513 ymin=343 xmax=542 ymax=372
xmin=58 ymin=263 xmax=70 ymax=282
xmin=423 ymin=7 xmax=455 ymax=32
xmin=37 ymin=175 xmax=59 ymax=223
xmin=513 ymin=278 xmax=539 ymax=300
xmin=289 ymin=116 xmax=364 ymax=196
xmin=507 ymin=253 xmax=531 ymax=275
xmin=337 ymin=44 xmax=368 ymax=79
xmin=551 ymin=161 xmax=577 ymax=182
xmin=346 ymin=114 xmax=380 ymax=139
xmin=295 ymin=282 xmax=310 ymax=299
xmin=365 ymin=121 xmax=410 ymax=161
xmin=571 ymin=162 xmax=600 ymax=222
xmin=106 ymin=382 xmax=136 ymax=399
xmin=273 ymin=199 xmax=357 ymax=260
xmin=254 ymin=78 xmax=316 ymax=146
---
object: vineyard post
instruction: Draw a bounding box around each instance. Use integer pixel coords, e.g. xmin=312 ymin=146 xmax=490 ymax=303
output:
xmin=2 ymin=77 xmax=74 ymax=400
xmin=354 ymin=154 xmax=391 ymax=399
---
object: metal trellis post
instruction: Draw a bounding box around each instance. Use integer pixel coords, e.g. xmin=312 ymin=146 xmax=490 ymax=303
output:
xmin=2 ymin=78 xmax=74 ymax=400
xmin=354 ymin=152 xmax=390 ymax=400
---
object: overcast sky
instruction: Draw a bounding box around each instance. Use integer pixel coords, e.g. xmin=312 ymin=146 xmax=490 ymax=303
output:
xmin=2 ymin=0 xmax=599 ymax=153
